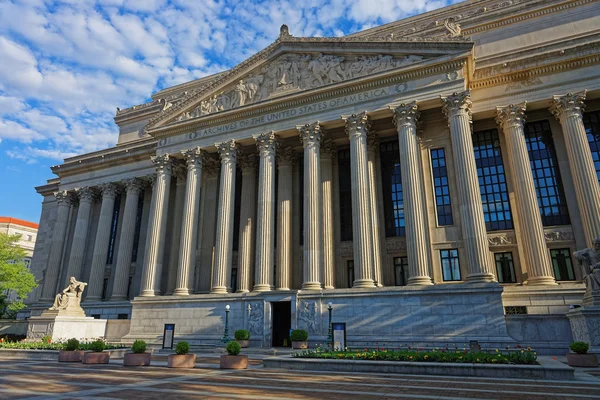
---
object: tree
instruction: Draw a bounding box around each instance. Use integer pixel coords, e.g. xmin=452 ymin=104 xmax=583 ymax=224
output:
xmin=0 ymin=233 xmax=37 ymax=318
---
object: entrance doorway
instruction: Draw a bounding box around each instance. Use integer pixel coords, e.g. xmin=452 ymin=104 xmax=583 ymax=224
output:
xmin=271 ymin=301 xmax=291 ymax=347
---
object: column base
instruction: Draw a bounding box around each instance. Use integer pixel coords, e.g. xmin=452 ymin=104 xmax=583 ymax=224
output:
xmin=408 ymin=276 xmax=433 ymax=286
xmin=324 ymin=285 xmax=335 ymax=290
xmin=235 ymin=289 xmax=250 ymax=293
xmin=173 ymin=288 xmax=190 ymax=296
xmin=301 ymin=282 xmax=322 ymax=290
xmin=253 ymin=284 xmax=272 ymax=292
xmin=353 ymin=279 xmax=375 ymax=288
xmin=466 ymin=273 xmax=497 ymax=284
xmin=139 ymin=290 xmax=156 ymax=297
xmin=526 ymin=276 xmax=558 ymax=285
xmin=211 ymin=286 xmax=229 ymax=294
xmin=276 ymin=287 xmax=291 ymax=291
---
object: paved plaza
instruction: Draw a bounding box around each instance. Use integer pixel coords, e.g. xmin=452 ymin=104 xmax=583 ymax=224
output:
xmin=1 ymin=356 xmax=600 ymax=400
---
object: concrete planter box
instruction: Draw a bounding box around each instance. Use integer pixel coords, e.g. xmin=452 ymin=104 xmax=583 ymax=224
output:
xmin=58 ymin=350 xmax=84 ymax=362
xmin=83 ymin=352 xmax=110 ymax=364
xmin=220 ymin=355 xmax=248 ymax=369
xmin=264 ymin=356 xmax=575 ymax=380
xmin=566 ymin=353 xmax=598 ymax=367
xmin=123 ymin=352 xmax=151 ymax=366
xmin=168 ymin=354 xmax=196 ymax=368
xmin=292 ymin=341 xmax=308 ymax=349
xmin=237 ymin=340 xmax=249 ymax=348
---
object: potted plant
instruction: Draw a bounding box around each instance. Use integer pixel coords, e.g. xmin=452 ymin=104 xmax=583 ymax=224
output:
xmin=290 ymin=329 xmax=308 ymax=349
xmin=235 ymin=330 xmax=250 ymax=348
xmin=83 ymin=339 xmax=110 ymax=364
xmin=123 ymin=340 xmax=151 ymax=366
xmin=59 ymin=338 xmax=84 ymax=362
xmin=168 ymin=341 xmax=196 ymax=368
xmin=567 ymin=342 xmax=598 ymax=367
xmin=220 ymin=341 xmax=248 ymax=369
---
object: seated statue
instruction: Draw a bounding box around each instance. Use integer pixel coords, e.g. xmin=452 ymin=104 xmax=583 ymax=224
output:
xmin=50 ymin=277 xmax=87 ymax=311
xmin=573 ymin=238 xmax=600 ymax=298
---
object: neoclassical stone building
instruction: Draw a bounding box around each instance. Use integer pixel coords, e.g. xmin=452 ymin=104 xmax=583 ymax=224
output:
xmin=25 ymin=0 xmax=600 ymax=351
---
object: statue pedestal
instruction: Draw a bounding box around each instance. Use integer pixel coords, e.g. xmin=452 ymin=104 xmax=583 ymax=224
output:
xmin=567 ymin=306 xmax=600 ymax=354
xmin=26 ymin=309 xmax=107 ymax=341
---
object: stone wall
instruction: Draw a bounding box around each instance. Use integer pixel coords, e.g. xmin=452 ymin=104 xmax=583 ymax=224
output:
xmin=505 ymin=314 xmax=573 ymax=355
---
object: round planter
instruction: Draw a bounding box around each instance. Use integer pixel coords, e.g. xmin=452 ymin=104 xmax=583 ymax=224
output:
xmin=123 ymin=352 xmax=152 ymax=366
xmin=292 ymin=341 xmax=308 ymax=349
xmin=236 ymin=340 xmax=249 ymax=348
xmin=58 ymin=350 xmax=84 ymax=362
xmin=566 ymin=353 xmax=599 ymax=367
xmin=83 ymin=352 xmax=110 ymax=364
xmin=168 ymin=354 xmax=196 ymax=368
xmin=220 ymin=355 xmax=248 ymax=369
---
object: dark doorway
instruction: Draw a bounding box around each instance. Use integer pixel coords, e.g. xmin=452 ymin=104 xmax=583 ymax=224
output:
xmin=271 ymin=301 xmax=291 ymax=347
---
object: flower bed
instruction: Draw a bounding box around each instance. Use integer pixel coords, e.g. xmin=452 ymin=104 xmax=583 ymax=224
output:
xmin=0 ymin=340 xmax=127 ymax=351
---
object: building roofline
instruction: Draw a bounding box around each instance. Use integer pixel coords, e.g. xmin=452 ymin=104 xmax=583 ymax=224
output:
xmin=0 ymin=217 xmax=39 ymax=229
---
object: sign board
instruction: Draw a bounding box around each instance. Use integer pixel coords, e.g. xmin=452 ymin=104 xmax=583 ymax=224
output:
xmin=163 ymin=324 xmax=175 ymax=349
xmin=332 ymin=322 xmax=346 ymax=351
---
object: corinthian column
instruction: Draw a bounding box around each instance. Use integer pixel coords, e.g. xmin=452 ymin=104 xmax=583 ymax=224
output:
xmin=211 ymin=140 xmax=238 ymax=294
xmin=298 ymin=122 xmax=323 ymax=290
xmin=496 ymin=104 xmax=556 ymax=285
xmin=277 ymin=148 xmax=294 ymax=290
xmin=166 ymin=165 xmax=186 ymax=295
xmin=175 ymin=147 xmax=204 ymax=295
xmin=254 ymin=132 xmax=278 ymax=292
xmin=140 ymin=154 xmax=173 ymax=296
xmin=391 ymin=102 xmax=433 ymax=285
xmin=367 ymin=134 xmax=385 ymax=287
xmin=64 ymin=187 xmax=96 ymax=285
xmin=87 ymin=183 xmax=119 ymax=300
xmin=441 ymin=91 xmax=495 ymax=283
xmin=343 ymin=112 xmax=375 ymax=288
xmin=237 ymin=154 xmax=257 ymax=293
xmin=321 ymin=140 xmax=336 ymax=289
xmin=111 ymin=178 xmax=144 ymax=300
xmin=551 ymin=91 xmax=600 ymax=246
xmin=40 ymin=191 xmax=73 ymax=301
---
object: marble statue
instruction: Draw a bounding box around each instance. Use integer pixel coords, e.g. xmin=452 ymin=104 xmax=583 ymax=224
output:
xmin=50 ymin=277 xmax=87 ymax=311
xmin=573 ymin=238 xmax=600 ymax=298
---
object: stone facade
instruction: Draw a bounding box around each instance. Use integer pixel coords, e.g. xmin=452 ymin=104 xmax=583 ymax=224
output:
xmin=23 ymin=0 xmax=600 ymax=351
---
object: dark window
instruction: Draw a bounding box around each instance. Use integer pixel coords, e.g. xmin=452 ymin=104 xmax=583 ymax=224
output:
xmin=299 ymin=155 xmax=304 ymax=246
xmin=440 ymin=249 xmax=461 ymax=281
xmin=101 ymin=278 xmax=108 ymax=300
xmin=505 ymin=306 xmax=527 ymax=315
xmin=231 ymin=268 xmax=238 ymax=293
xmin=338 ymin=149 xmax=353 ymax=241
xmin=117 ymin=314 xmax=129 ymax=320
xmin=347 ymin=260 xmax=354 ymax=288
xmin=525 ymin=120 xmax=570 ymax=226
xmin=131 ymin=191 xmax=145 ymax=262
xmin=494 ymin=252 xmax=516 ymax=283
xmin=106 ymin=194 xmax=122 ymax=264
xmin=127 ymin=276 xmax=133 ymax=300
xmin=394 ymin=256 xmax=409 ymax=286
xmin=583 ymin=110 xmax=600 ymax=184
xmin=380 ymin=140 xmax=405 ymax=237
xmin=232 ymin=167 xmax=243 ymax=251
xmin=473 ymin=129 xmax=513 ymax=231
xmin=430 ymin=148 xmax=453 ymax=226
xmin=550 ymin=248 xmax=576 ymax=281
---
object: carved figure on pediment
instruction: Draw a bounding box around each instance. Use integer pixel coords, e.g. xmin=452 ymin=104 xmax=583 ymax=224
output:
xmin=573 ymin=238 xmax=600 ymax=299
xmin=245 ymin=74 xmax=264 ymax=102
xmin=231 ymin=80 xmax=249 ymax=108
xmin=50 ymin=277 xmax=87 ymax=311
xmin=444 ymin=18 xmax=461 ymax=37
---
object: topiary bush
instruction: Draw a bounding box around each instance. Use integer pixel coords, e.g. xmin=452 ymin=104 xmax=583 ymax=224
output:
xmin=570 ymin=341 xmax=589 ymax=354
xmin=131 ymin=340 xmax=147 ymax=354
xmin=89 ymin=339 xmax=106 ymax=352
xmin=290 ymin=329 xmax=308 ymax=342
xmin=175 ymin=341 xmax=190 ymax=355
xmin=226 ymin=340 xmax=241 ymax=356
xmin=234 ymin=330 xmax=250 ymax=340
xmin=63 ymin=338 xmax=80 ymax=351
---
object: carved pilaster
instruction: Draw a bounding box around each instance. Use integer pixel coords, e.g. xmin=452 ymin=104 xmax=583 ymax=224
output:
xmin=239 ymin=153 xmax=258 ymax=171
xmin=278 ymin=147 xmax=296 ymax=167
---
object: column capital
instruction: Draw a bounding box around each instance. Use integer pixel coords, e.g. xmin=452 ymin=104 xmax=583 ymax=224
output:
xmin=441 ymin=90 xmax=472 ymax=121
xmin=343 ymin=111 xmax=370 ymax=139
xmin=54 ymin=190 xmax=74 ymax=205
xmin=239 ymin=153 xmax=258 ymax=172
xmin=75 ymin=186 xmax=97 ymax=203
xmin=391 ymin=101 xmax=420 ymax=127
xmin=297 ymin=121 xmax=322 ymax=149
xmin=123 ymin=178 xmax=144 ymax=195
xmin=367 ymin=133 xmax=380 ymax=152
xmin=215 ymin=140 xmax=238 ymax=164
xmin=278 ymin=147 xmax=296 ymax=166
xmin=550 ymin=90 xmax=587 ymax=123
xmin=151 ymin=154 xmax=172 ymax=174
xmin=99 ymin=182 xmax=119 ymax=199
xmin=321 ymin=139 xmax=337 ymax=160
xmin=254 ymin=131 xmax=279 ymax=157
xmin=496 ymin=103 xmax=527 ymax=131
xmin=172 ymin=164 xmax=187 ymax=185
xmin=182 ymin=146 xmax=204 ymax=169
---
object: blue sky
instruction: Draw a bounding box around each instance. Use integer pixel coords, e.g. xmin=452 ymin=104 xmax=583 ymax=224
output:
xmin=0 ymin=0 xmax=456 ymax=223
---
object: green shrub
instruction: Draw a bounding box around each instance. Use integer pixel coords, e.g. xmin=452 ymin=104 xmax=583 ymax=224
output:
xmin=131 ymin=340 xmax=147 ymax=354
xmin=63 ymin=338 xmax=80 ymax=351
xmin=234 ymin=330 xmax=250 ymax=340
xmin=175 ymin=341 xmax=190 ymax=355
xmin=570 ymin=341 xmax=589 ymax=354
xmin=290 ymin=329 xmax=308 ymax=342
xmin=226 ymin=340 xmax=241 ymax=355
xmin=89 ymin=339 xmax=105 ymax=352
xmin=41 ymin=335 xmax=52 ymax=344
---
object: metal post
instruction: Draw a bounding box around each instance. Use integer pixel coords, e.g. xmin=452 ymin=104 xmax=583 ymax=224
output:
xmin=327 ymin=302 xmax=333 ymax=347
xmin=221 ymin=304 xmax=231 ymax=343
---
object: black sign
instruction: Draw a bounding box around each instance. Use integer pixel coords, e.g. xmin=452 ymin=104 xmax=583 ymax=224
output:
xmin=163 ymin=324 xmax=175 ymax=349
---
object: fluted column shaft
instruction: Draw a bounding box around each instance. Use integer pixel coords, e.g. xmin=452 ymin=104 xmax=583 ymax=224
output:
xmin=64 ymin=187 xmax=95 ymax=285
xmin=321 ymin=141 xmax=336 ymax=289
xmin=140 ymin=154 xmax=173 ymax=296
xmin=40 ymin=191 xmax=72 ymax=301
xmin=551 ymin=91 xmax=600 ymax=246
xmin=344 ymin=112 xmax=375 ymax=288
xmin=367 ymin=134 xmax=385 ymax=287
xmin=212 ymin=140 xmax=238 ymax=293
xmin=298 ymin=122 xmax=323 ymax=290
xmin=236 ymin=155 xmax=257 ymax=292
xmin=111 ymin=179 xmax=144 ymax=300
xmin=442 ymin=91 xmax=495 ymax=283
xmin=277 ymin=148 xmax=294 ymax=290
xmin=87 ymin=184 xmax=118 ymax=300
xmin=254 ymin=132 xmax=278 ymax=292
xmin=391 ymin=103 xmax=433 ymax=285
xmin=166 ymin=167 xmax=186 ymax=294
xmin=497 ymin=104 xmax=556 ymax=285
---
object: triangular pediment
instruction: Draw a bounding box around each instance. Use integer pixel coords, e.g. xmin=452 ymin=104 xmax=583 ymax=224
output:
xmin=145 ymin=35 xmax=473 ymax=133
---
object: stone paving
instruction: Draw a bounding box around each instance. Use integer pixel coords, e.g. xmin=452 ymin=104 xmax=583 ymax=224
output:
xmin=1 ymin=356 xmax=600 ymax=400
